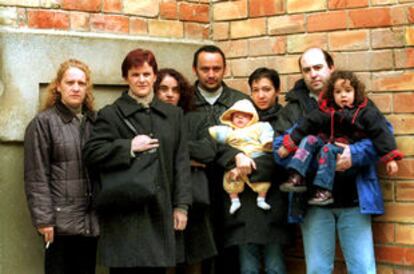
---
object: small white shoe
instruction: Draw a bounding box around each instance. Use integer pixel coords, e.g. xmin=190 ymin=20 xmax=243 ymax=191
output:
xmin=229 ymin=199 xmax=241 ymax=214
xmin=257 ymin=197 xmax=271 ymax=210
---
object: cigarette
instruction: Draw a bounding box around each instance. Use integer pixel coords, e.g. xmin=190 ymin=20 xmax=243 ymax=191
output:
xmin=45 ymin=241 xmax=50 ymax=249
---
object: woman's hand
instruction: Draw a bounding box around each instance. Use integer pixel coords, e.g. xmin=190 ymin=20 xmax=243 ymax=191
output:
xmin=386 ymin=160 xmax=398 ymax=175
xmin=131 ymin=135 xmax=159 ymax=153
xmin=37 ymin=226 xmax=54 ymax=244
xmin=335 ymin=142 xmax=352 ymax=171
xmin=191 ymin=160 xmax=206 ymax=168
xmin=173 ymin=209 xmax=188 ymax=231
xmin=235 ymin=153 xmax=256 ymax=176
xmin=277 ymin=146 xmax=290 ymax=159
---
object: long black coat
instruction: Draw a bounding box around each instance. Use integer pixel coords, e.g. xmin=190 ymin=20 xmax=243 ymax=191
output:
xmin=83 ymin=92 xmax=191 ymax=267
xmin=175 ymin=111 xmax=218 ymax=264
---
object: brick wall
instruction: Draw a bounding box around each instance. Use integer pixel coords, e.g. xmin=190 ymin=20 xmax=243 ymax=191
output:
xmin=1 ymin=0 xmax=413 ymax=272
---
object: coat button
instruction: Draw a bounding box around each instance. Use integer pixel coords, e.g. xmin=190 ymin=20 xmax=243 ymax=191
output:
xmin=85 ymin=229 xmax=90 ymax=234
xmin=56 ymin=207 xmax=61 ymax=212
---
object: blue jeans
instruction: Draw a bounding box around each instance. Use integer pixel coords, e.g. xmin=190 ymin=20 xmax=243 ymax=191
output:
xmin=300 ymin=206 xmax=376 ymax=274
xmin=288 ymin=136 xmax=346 ymax=191
xmin=239 ymin=243 xmax=286 ymax=274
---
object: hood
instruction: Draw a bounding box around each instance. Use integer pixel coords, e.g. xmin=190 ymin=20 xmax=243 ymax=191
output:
xmin=220 ymin=99 xmax=259 ymax=128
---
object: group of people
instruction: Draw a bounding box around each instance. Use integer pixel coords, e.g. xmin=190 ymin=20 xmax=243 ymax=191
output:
xmin=23 ymin=45 xmax=402 ymax=274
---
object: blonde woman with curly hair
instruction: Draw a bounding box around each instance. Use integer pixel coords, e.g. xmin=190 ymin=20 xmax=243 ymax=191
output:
xmin=24 ymin=59 xmax=99 ymax=274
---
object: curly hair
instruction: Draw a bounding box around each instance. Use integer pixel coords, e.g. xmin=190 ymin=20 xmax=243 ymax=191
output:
xmin=42 ymin=59 xmax=94 ymax=112
xmin=324 ymin=70 xmax=366 ymax=107
xmin=154 ymin=68 xmax=195 ymax=113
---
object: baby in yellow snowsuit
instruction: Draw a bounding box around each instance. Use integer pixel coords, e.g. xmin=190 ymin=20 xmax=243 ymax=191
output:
xmin=209 ymin=99 xmax=273 ymax=214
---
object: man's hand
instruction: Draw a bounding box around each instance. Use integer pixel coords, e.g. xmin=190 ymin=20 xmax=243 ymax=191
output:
xmin=235 ymin=153 xmax=256 ymax=176
xmin=386 ymin=160 xmax=398 ymax=175
xmin=38 ymin=226 xmax=54 ymax=244
xmin=335 ymin=142 xmax=352 ymax=171
xmin=173 ymin=209 xmax=188 ymax=231
xmin=131 ymin=135 xmax=159 ymax=153
xmin=277 ymin=146 xmax=290 ymax=159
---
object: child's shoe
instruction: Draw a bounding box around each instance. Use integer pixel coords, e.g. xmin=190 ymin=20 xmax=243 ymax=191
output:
xmin=257 ymin=197 xmax=271 ymax=210
xmin=308 ymin=189 xmax=334 ymax=206
xmin=229 ymin=198 xmax=241 ymax=214
xmin=279 ymin=172 xmax=307 ymax=192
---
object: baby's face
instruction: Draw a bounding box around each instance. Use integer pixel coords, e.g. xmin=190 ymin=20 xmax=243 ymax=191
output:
xmin=232 ymin=112 xmax=253 ymax=128
xmin=333 ymin=79 xmax=355 ymax=109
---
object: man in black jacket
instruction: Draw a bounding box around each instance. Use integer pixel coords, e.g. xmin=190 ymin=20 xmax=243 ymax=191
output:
xmin=191 ymin=45 xmax=250 ymax=274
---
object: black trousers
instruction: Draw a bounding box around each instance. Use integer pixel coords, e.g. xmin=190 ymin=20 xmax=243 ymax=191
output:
xmin=44 ymin=235 xmax=97 ymax=274
xmin=110 ymin=267 xmax=166 ymax=274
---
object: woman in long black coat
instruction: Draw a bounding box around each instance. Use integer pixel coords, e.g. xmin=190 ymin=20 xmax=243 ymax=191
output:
xmin=83 ymin=49 xmax=191 ymax=274
xmin=154 ymin=68 xmax=217 ymax=273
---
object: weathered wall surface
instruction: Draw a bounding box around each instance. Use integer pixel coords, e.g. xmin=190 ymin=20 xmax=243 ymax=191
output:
xmin=0 ymin=0 xmax=413 ymax=273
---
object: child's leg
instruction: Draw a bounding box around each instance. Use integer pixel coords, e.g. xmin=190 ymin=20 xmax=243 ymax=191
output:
xmin=313 ymin=144 xmax=344 ymax=191
xmin=223 ymin=171 xmax=244 ymax=214
xmin=247 ymin=180 xmax=271 ymax=210
xmin=287 ymin=135 xmax=325 ymax=176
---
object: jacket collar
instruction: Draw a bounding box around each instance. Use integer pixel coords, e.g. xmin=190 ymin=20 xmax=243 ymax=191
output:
xmin=55 ymin=101 xmax=96 ymax=123
xmin=115 ymin=91 xmax=168 ymax=118
xmin=194 ymin=81 xmax=235 ymax=108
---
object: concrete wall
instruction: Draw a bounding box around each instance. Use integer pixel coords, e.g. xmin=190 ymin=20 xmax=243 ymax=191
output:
xmin=0 ymin=29 xmax=202 ymax=274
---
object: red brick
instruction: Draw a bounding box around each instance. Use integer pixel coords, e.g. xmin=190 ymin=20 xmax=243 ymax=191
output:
xmin=372 ymin=28 xmax=405 ymax=49
xmin=224 ymin=78 xmax=249 ymax=95
xmin=373 ymin=222 xmax=395 ymax=244
xmin=179 ymin=2 xmax=209 ymax=23
xmin=373 ymin=72 xmax=414 ymax=91
xmin=308 ymin=11 xmax=347 ymax=32
xmin=213 ymin=0 xmax=247 ymax=21
xmin=160 ymin=2 xmax=177 ymax=20
xmin=230 ymin=58 xmax=265 ymax=78
xmin=394 ymin=269 xmax=414 ymax=274
xmin=70 ymin=12 xmax=89 ymax=31
xmin=377 ymin=265 xmax=395 ymax=274
xmin=212 ymin=22 xmax=229 ymax=41
xmin=124 ymin=0 xmax=159 ymax=17
xmin=230 ymin=18 xmax=266 ymax=39
xmin=218 ymin=40 xmax=248 ymax=58
xmin=396 ymin=224 xmax=414 ymax=245
xmin=396 ymin=136 xmax=414 ymax=157
xmin=248 ymin=37 xmax=286 ymax=56
xmin=130 ymin=17 xmax=148 ymax=35
xmin=328 ymin=0 xmax=368 ymax=9
xmin=268 ymin=14 xmax=305 ymax=35
xmin=249 ymin=0 xmax=284 ymax=17
xmin=406 ymin=26 xmax=414 ymax=45
xmin=393 ymin=158 xmax=414 ymax=179
xmin=409 ymin=6 xmax=414 ymax=23
xmin=387 ymin=115 xmax=414 ymax=135
xmin=375 ymin=245 xmax=414 ymax=266
xmin=61 ymin=0 xmax=101 ymax=12
xmin=103 ymin=0 xmax=122 ymax=13
xmin=368 ymin=94 xmax=392 ymax=113
xmin=268 ymin=55 xmax=301 ymax=74
xmin=184 ymin=22 xmax=209 ymax=40
xmin=393 ymin=93 xmax=414 ymax=113
xmin=329 ymin=30 xmax=368 ymax=51
xmin=396 ymin=181 xmax=414 ymax=202
xmin=287 ymin=33 xmax=327 ymax=53
xmin=378 ymin=202 xmax=414 ymax=222
xmin=371 ymin=0 xmax=397 ymax=4
xmin=391 ymin=7 xmax=408 ymax=26
xmin=380 ymin=179 xmax=394 ymax=201
xmin=90 ymin=14 xmax=129 ymax=33
xmin=28 ymin=10 xmax=69 ymax=30
xmin=349 ymin=8 xmax=392 ymax=29
xmin=148 ymin=19 xmax=183 ymax=38
xmin=287 ymin=0 xmax=325 ymax=13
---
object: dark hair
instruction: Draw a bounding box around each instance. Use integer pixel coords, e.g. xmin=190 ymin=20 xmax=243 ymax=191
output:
xmin=192 ymin=45 xmax=226 ymax=69
xmin=298 ymin=48 xmax=334 ymax=71
xmin=324 ymin=70 xmax=366 ymax=107
xmin=121 ymin=48 xmax=158 ymax=78
xmin=154 ymin=68 xmax=195 ymax=113
xmin=248 ymin=67 xmax=280 ymax=90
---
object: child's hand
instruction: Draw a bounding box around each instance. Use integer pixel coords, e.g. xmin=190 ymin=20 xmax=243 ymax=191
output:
xmin=263 ymin=141 xmax=273 ymax=152
xmin=386 ymin=160 xmax=398 ymax=176
xmin=277 ymin=146 xmax=290 ymax=159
